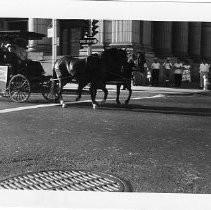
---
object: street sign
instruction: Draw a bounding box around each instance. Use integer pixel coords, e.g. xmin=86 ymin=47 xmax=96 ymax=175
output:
xmin=80 ymin=37 xmax=98 ymax=45
xmin=47 ymin=27 xmax=53 ymax=38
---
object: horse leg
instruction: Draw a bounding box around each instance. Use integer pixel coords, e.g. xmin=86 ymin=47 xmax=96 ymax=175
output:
xmin=58 ymin=78 xmax=67 ymax=108
xmin=90 ymin=84 xmax=99 ymax=109
xmin=116 ymin=84 xmax=121 ymax=105
xmin=50 ymin=79 xmax=58 ymax=102
xmin=76 ymin=81 xmax=87 ymax=101
xmin=124 ymin=82 xmax=132 ymax=105
xmin=99 ymin=82 xmax=108 ymax=105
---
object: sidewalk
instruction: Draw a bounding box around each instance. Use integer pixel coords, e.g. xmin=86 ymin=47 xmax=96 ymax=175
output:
xmin=63 ymin=83 xmax=211 ymax=96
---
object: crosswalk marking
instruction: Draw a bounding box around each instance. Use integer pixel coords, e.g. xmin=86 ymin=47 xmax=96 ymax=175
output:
xmin=0 ymin=94 xmax=165 ymax=114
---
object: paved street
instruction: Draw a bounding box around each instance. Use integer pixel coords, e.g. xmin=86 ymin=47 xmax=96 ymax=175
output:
xmin=0 ymin=86 xmax=210 ymax=193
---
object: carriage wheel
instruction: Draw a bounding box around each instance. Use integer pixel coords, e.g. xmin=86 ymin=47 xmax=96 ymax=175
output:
xmin=41 ymin=79 xmax=59 ymax=102
xmin=8 ymin=74 xmax=31 ymax=103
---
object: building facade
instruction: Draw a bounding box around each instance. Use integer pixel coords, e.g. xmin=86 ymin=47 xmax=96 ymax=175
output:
xmin=1 ymin=18 xmax=211 ymax=82
xmin=1 ymin=18 xmax=211 ymax=62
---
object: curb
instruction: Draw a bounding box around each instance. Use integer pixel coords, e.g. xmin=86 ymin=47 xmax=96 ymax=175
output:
xmin=62 ymin=84 xmax=211 ymax=96
xmin=193 ymin=90 xmax=211 ymax=96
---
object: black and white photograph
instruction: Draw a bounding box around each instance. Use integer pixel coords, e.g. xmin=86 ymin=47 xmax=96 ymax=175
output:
xmin=0 ymin=0 xmax=210 ymax=210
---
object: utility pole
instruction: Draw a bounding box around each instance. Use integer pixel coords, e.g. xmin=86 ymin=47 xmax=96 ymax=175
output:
xmin=87 ymin=43 xmax=92 ymax=56
xmin=52 ymin=19 xmax=57 ymax=68
xmin=87 ymin=19 xmax=93 ymax=56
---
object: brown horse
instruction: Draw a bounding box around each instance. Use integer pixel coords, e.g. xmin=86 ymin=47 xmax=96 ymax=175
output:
xmin=52 ymin=48 xmax=132 ymax=108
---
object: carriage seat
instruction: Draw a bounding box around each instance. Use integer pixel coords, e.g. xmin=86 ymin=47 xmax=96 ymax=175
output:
xmin=24 ymin=60 xmax=45 ymax=81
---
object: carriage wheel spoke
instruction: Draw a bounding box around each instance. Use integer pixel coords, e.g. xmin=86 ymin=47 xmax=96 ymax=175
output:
xmin=14 ymin=92 xmax=19 ymax=101
xmin=9 ymin=75 xmax=30 ymax=102
xmin=11 ymin=91 xmax=18 ymax=99
xmin=19 ymin=92 xmax=24 ymax=101
xmin=18 ymin=93 xmax=21 ymax=101
xmin=21 ymin=92 xmax=26 ymax=99
xmin=41 ymin=80 xmax=59 ymax=102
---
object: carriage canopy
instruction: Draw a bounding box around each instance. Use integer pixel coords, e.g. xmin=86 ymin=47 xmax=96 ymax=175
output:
xmin=0 ymin=30 xmax=45 ymax=41
xmin=0 ymin=30 xmax=46 ymax=49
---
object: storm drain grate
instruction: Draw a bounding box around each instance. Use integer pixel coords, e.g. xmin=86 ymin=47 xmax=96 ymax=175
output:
xmin=0 ymin=170 xmax=130 ymax=192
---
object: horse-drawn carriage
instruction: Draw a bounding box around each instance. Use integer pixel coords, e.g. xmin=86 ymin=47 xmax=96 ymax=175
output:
xmin=0 ymin=30 xmax=133 ymax=108
xmin=0 ymin=30 xmax=56 ymax=102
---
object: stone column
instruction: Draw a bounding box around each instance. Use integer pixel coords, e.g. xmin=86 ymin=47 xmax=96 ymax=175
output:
xmin=104 ymin=20 xmax=112 ymax=46
xmin=153 ymin=21 xmax=172 ymax=57
xmin=61 ymin=28 xmax=69 ymax=55
xmin=172 ymin=22 xmax=189 ymax=57
xmin=110 ymin=20 xmax=141 ymax=52
xmin=188 ymin=22 xmax=202 ymax=60
xmin=28 ymin=18 xmax=52 ymax=53
xmin=111 ymin=20 xmax=132 ymax=47
xmin=201 ymin=22 xmax=211 ymax=60
xmin=141 ymin=21 xmax=153 ymax=54
xmin=69 ymin=28 xmax=81 ymax=56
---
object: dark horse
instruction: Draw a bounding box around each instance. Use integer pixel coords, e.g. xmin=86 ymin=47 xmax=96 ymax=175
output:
xmin=100 ymin=48 xmax=132 ymax=105
xmin=52 ymin=48 xmax=132 ymax=108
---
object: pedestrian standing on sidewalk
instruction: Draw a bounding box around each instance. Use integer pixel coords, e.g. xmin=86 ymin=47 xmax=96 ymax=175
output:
xmin=125 ymin=53 xmax=136 ymax=89
xmin=137 ymin=51 xmax=147 ymax=85
xmin=199 ymin=58 xmax=210 ymax=89
xmin=173 ymin=58 xmax=183 ymax=87
xmin=146 ymin=63 xmax=151 ymax=86
xmin=163 ymin=57 xmax=173 ymax=87
xmin=182 ymin=60 xmax=191 ymax=88
xmin=139 ymin=52 xmax=149 ymax=86
xmin=132 ymin=51 xmax=146 ymax=86
xmin=151 ymin=57 xmax=161 ymax=86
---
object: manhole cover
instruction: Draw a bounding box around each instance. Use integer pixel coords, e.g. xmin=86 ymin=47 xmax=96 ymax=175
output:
xmin=0 ymin=170 xmax=131 ymax=192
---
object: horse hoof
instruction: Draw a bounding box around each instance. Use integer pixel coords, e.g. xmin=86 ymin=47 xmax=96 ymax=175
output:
xmin=76 ymin=97 xmax=80 ymax=101
xmin=92 ymin=104 xmax=99 ymax=109
xmin=62 ymin=103 xmax=67 ymax=108
xmin=93 ymin=104 xmax=97 ymax=109
xmin=116 ymin=101 xmax=121 ymax=105
xmin=125 ymin=100 xmax=129 ymax=105
xmin=101 ymin=100 xmax=106 ymax=105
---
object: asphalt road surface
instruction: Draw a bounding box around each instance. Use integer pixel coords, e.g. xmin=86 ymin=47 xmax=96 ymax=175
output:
xmin=0 ymin=89 xmax=210 ymax=193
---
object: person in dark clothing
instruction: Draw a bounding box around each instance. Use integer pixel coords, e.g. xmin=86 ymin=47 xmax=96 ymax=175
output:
xmin=121 ymin=53 xmax=136 ymax=90
xmin=151 ymin=57 xmax=161 ymax=86
xmin=136 ymin=51 xmax=146 ymax=73
xmin=3 ymin=44 xmax=22 ymax=76
xmin=132 ymin=51 xmax=147 ymax=86
xmin=173 ymin=58 xmax=183 ymax=87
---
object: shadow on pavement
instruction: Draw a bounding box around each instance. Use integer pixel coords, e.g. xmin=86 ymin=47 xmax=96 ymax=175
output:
xmin=67 ymin=102 xmax=211 ymax=117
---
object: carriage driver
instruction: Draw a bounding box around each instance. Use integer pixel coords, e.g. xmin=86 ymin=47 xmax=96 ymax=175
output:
xmin=4 ymin=44 xmax=23 ymax=76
